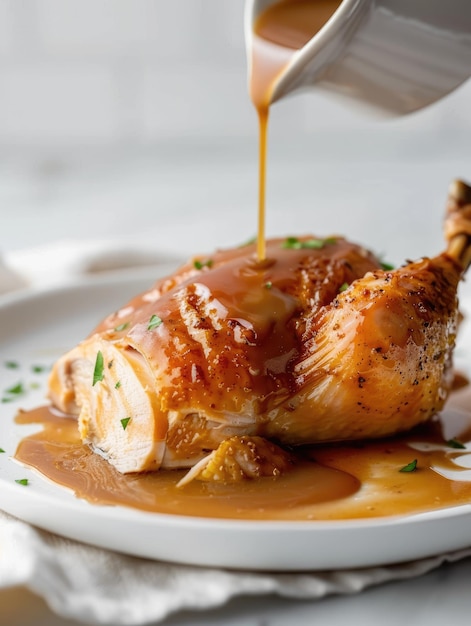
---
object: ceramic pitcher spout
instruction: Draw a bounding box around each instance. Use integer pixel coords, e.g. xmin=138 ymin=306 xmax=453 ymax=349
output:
xmin=246 ymin=0 xmax=471 ymax=116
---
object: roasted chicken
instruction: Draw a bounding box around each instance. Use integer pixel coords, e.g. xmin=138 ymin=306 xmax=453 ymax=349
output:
xmin=49 ymin=180 xmax=471 ymax=481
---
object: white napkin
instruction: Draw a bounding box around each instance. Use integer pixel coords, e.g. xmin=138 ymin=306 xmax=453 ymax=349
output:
xmin=2 ymin=240 xmax=471 ymax=625
xmin=2 ymin=510 xmax=471 ymax=626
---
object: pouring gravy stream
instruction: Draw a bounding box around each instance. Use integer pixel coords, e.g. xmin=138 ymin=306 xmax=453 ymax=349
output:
xmin=250 ymin=0 xmax=342 ymax=260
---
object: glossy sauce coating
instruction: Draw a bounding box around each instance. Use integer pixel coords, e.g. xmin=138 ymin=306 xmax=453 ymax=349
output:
xmin=91 ymin=238 xmax=380 ymax=424
xmin=14 ymin=384 xmax=471 ymax=521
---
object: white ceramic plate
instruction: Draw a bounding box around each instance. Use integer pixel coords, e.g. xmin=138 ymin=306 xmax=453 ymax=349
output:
xmin=2 ymin=276 xmax=471 ymax=572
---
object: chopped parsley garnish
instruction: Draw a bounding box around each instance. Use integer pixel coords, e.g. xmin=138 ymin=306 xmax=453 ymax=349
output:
xmin=0 ymin=448 xmax=5 ymax=453
xmin=339 ymin=282 xmax=349 ymax=292
xmin=282 ymin=237 xmax=336 ymax=250
xmin=29 ymin=382 xmax=40 ymax=390
xmin=5 ymin=382 xmax=24 ymax=395
xmin=2 ymin=382 xmax=26 ymax=401
xmin=147 ymin=314 xmax=163 ymax=330
xmin=194 ymin=259 xmax=214 ymax=270
xmin=264 ymin=281 xmax=273 ymax=289
xmin=15 ymin=478 xmax=29 ymax=486
xmin=399 ymin=459 xmax=418 ymax=473
xmin=5 ymin=361 xmax=19 ymax=369
xmin=447 ymin=438 xmax=466 ymax=449
xmin=92 ymin=351 xmax=104 ymax=386
xmin=115 ymin=381 xmax=122 ymax=389
xmin=120 ymin=417 xmax=131 ymax=430
xmin=114 ymin=322 xmax=130 ymax=332
xmin=31 ymin=365 xmax=48 ymax=374
xmin=380 ymin=261 xmax=395 ymax=271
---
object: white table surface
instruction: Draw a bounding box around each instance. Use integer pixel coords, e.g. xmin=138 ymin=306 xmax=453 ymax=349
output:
xmin=1 ymin=129 xmax=471 ymax=624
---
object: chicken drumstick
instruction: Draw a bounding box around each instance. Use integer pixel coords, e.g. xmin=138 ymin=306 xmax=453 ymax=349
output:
xmin=48 ymin=181 xmax=471 ymax=480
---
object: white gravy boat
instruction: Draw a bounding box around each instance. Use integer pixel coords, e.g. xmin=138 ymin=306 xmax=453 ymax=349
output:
xmin=245 ymin=0 xmax=471 ymax=116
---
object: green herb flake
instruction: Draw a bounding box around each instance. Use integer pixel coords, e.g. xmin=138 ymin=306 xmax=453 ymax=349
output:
xmin=92 ymin=351 xmax=104 ymax=386
xmin=31 ymin=365 xmax=48 ymax=374
xmin=264 ymin=281 xmax=273 ymax=289
xmin=5 ymin=361 xmax=19 ymax=369
xmin=339 ymin=282 xmax=349 ymax=293
xmin=194 ymin=259 xmax=214 ymax=270
xmin=15 ymin=478 xmax=29 ymax=486
xmin=447 ymin=438 xmax=466 ymax=449
xmin=282 ymin=236 xmax=300 ymax=249
xmin=29 ymin=382 xmax=40 ymax=390
xmin=115 ymin=381 xmax=122 ymax=389
xmin=5 ymin=382 xmax=24 ymax=396
xmin=380 ymin=261 xmax=395 ymax=271
xmin=147 ymin=314 xmax=163 ymax=330
xmin=399 ymin=459 xmax=418 ymax=473
xmin=283 ymin=237 xmax=336 ymax=250
xmin=1 ymin=397 xmax=15 ymax=403
xmin=114 ymin=322 xmax=130 ymax=332
xmin=120 ymin=417 xmax=131 ymax=430
xmin=0 ymin=448 xmax=5 ymax=453
xmin=303 ymin=237 xmax=336 ymax=249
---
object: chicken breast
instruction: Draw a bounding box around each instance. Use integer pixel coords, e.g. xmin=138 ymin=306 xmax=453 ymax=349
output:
xmin=48 ymin=180 xmax=471 ymax=477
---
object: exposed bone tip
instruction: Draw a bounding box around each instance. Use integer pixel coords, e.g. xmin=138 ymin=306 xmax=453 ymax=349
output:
xmin=448 ymin=179 xmax=471 ymax=205
xmin=445 ymin=179 xmax=471 ymax=272
xmin=447 ymin=234 xmax=471 ymax=271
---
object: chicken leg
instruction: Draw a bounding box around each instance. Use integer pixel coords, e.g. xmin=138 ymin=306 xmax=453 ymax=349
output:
xmin=48 ymin=181 xmax=471 ymax=477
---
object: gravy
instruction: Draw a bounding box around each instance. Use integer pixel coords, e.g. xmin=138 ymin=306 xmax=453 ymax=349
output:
xmin=250 ymin=0 xmax=342 ymax=260
xmin=14 ymin=384 xmax=471 ymax=521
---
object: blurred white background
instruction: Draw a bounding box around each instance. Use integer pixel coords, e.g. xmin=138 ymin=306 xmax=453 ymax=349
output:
xmin=0 ymin=0 xmax=470 ymax=280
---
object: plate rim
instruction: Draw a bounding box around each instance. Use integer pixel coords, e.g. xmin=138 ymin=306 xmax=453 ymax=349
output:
xmin=2 ymin=275 xmax=471 ymax=570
